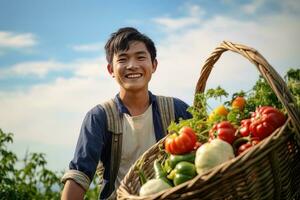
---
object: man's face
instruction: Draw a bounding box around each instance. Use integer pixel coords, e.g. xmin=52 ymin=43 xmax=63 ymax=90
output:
xmin=108 ymin=41 xmax=157 ymax=93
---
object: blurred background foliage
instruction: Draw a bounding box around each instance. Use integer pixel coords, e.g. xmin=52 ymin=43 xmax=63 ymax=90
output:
xmin=0 ymin=129 xmax=99 ymax=200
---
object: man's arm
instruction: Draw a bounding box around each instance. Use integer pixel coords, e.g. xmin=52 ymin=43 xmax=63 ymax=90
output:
xmin=61 ymin=179 xmax=85 ymax=200
xmin=61 ymin=106 xmax=107 ymax=199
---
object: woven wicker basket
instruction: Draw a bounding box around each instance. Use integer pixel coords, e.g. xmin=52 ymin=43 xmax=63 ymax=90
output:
xmin=117 ymin=41 xmax=300 ymax=200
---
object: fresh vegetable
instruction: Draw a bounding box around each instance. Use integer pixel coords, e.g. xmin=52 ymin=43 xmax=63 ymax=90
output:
xmin=167 ymin=87 xmax=229 ymax=143
xmin=193 ymin=141 xmax=202 ymax=150
xmin=238 ymin=143 xmax=252 ymax=155
xmin=138 ymin=169 xmax=147 ymax=185
xmin=136 ymin=157 xmax=148 ymax=185
xmin=154 ymin=160 xmax=173 ymax=186
xmin=232 ymin=136 xmax=260 ymax=155
xmin=239 ymin=119 xmax=252 ymax=137
xmin=165 ymin=126 xmax=197 ymax=155
xmin=207 ymin=105 xmax=228 ymax=122
xmin=169 ymin=152 xmax=195 ymax=169
xmin=232 ymin=96 xmax=246 ymax=111
xmin=139 ymin=178 xmax=171 ymax=196
xmin=237 ymin=137 xmax=260 ymax=155
xmin=167 ymin=161 xmax=197 ymax=186
xmin=209 ymin=121 xmax=236 ymax=144
xmin=195 ymin=139 xmax=234 ymax=175
xmin=249 ymin=106 xmax=286 ymax=140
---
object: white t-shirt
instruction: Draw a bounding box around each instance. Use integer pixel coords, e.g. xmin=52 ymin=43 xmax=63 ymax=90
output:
xmin=111 ymin=104 xmax=156 ymax=198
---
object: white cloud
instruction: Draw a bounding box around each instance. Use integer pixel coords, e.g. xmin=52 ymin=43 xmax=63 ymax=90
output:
xmin=0 ymin=31 xmax=37 ymax=48
xmin=0 ymin=57 xmax=108 ymax=79
xmin=183 ymin=4 xmax=205 ymax=17
xmin=153 ymin=16 xmax=201 ymax=32
xmin=0 ymin=70 xmax=117 ymax=146
xmin=152 ymin=3 xmax=205 ymax=32
xmin=0 ymin=60 xmax=67 ymax=78
xmin=73 ymin=57 xmax=107 ymax=77
xmin=0 ymin=54 xmax=115 ymax=146
xmin=242 ymin=0 xmax=266 ymax=14
xmin=72 ymin=43 xmax=103 ymax=52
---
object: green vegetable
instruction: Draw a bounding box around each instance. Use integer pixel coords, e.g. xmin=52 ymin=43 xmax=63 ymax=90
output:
xmin=169 ymin=152 xmax=195 ymax=169
xmin=138 ymin=169 xmax=147 ymax=185
xmin=195 ymin=139 xmax=234 ymax=175
xmin=167 ymin=161 xmax=197 ymax=186
xmin=139 ymin=178 xmax=171 ymax=196
xmin=154 ymin=160 xmax=173 ymax=186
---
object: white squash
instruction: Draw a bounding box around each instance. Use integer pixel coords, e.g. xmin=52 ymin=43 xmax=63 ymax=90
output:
xmin=139 ymin=178 xmax=171 ymax=196
xmin=195 ymin=139 xmax=234 ymax=175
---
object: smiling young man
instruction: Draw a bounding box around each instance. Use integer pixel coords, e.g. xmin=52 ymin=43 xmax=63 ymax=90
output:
xmin=61 ymin=27 xmax=192 ymax=200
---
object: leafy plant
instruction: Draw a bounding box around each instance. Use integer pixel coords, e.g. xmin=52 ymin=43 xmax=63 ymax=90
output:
xmin=0 ymin=128 xmax=100 ymax=200
xmin=0 ymin=129 xmax=63 ymax=200
xmin=285 ymin=68 xmax=300 ymax=108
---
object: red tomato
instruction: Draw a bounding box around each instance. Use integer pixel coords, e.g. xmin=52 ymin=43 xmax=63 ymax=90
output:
xmin=237 ymin=137 xmax=260 ymax=155
xmin=165 ymin=126 xmax=197 ymax=155
xmin=238 ymin=143 xmax=252 ymax=155
xmin=239 ymin=119 xmax=252 ymax=137
xmin=209 ymin=121 xmax=236 ymax=144
xmin=250 ymin=106 xmax=286 ymax=140
xmin=232 ymin=96 xmax=246 ymax=111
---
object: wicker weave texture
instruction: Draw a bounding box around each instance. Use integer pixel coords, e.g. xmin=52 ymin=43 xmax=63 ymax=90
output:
xmin=117 ymin=41 xmax=300 ymax=200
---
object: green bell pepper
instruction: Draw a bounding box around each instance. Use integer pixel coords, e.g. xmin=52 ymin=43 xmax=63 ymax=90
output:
xmin=169 ymin=152 xmax=195 ymax=169
xmin=167 ymin=161 xmax=197 ymax=186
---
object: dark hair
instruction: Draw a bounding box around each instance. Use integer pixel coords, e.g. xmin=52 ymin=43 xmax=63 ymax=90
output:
xmin=104 ymin=27 xmax=157 ymax=64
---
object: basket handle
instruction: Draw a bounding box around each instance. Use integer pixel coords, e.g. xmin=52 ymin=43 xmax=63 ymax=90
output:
xmin=194 ymin=41 xmax=300 ymax=133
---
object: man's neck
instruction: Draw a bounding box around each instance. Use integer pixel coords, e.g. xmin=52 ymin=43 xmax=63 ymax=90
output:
xmin=119 ymin=90 xmax=150 ymax=116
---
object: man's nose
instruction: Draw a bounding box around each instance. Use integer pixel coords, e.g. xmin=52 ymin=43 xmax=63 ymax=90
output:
xmin=126 ymin=59 xmax=138 ymax=69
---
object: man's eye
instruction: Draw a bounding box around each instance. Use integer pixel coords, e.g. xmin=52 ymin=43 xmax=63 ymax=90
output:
xmin=138 ymin=56 xmax=146 ymax=60
xmin=118 ymin=58 xmax=127 ymax=62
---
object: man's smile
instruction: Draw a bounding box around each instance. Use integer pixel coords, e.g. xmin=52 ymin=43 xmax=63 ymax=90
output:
xmin=125 ymin=73 xmax=142 ymax=79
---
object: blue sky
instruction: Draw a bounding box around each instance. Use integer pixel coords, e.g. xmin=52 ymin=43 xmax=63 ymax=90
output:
xmin=1 ymin=0 xmax=299 ymax=172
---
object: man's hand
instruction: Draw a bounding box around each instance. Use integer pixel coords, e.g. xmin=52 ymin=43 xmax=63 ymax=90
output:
xmin=61 ymin=179 xmax=85 ymax=200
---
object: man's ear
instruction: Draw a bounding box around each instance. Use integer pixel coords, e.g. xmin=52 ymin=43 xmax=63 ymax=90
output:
xmin=152 ymin=59 xmax=158 ymax=73
xmin=107 ymin=64 xmax=114 ymax=77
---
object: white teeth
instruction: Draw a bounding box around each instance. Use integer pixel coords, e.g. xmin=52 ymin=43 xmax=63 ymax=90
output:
xmin=126 ymin=74 xmax=142 ymax=78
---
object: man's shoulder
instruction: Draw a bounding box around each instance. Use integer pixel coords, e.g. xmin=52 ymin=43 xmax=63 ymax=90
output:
xmin=151 ymin=93 xmax=188 ymax=107
xmin=84 ymin=100 xmax=114 ymax=122
xmin=87 ymin=98 xmax=116 ymax=115
xmin=155 ymin=95 xmax=189 ymax=107
xmin=88 ymin=104 xmax=106 ymax=116
xmin=158 ymin=95 xmax=192 ymax=119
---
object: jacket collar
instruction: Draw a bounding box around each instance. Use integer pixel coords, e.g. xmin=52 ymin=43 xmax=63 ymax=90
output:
xmin=113 ymin=91 xmax=157 ymax=116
